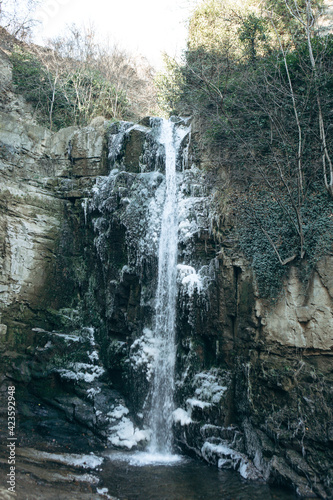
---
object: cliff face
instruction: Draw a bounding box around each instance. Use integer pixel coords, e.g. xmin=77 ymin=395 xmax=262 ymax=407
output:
xmin=0 ymin=43 xmax=332 ymax=498
xmin=0 ymin=91 xmax=107 ymax=339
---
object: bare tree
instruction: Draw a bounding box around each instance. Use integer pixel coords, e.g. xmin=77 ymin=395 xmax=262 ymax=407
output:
xmin=0 ymin=0 xmax=40 ymax=40
xmin=283 ymin=0 xmax=333 ymax=197
xmin=47 ymin=25 xmax=158 ymax=122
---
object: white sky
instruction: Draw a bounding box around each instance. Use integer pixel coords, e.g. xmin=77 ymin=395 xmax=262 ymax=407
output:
xmin=32 ymin=0 xmax=199 ymax=68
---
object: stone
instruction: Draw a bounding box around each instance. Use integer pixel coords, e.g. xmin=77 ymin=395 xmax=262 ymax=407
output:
xmin=0 ymin=324 xmax=7 ymax=336
xmin=70 ymin=121 xmax=108 ymax=177
xmin=270 ymin=455 xmax=316 ymax=496
xmin=0 ymin=36 xmax=332 ymax=497
xmin=0 ymin=48 xmax=11 ymax=90
xmin=121 ymin=124 xmax=151 ymax=173
xmin=316 ymin=255 xmax=333 ymax=299
xmin=138 ymin=116 xmax=152 ymax=127
xmin=296 ymin=306 xmax=313 ymax=323
xmin=263 ymin=267 xmax=333 ymax=350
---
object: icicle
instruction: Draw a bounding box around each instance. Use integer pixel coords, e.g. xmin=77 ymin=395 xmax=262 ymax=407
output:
xmin=82 ymin=198 xmax=88 ymax=225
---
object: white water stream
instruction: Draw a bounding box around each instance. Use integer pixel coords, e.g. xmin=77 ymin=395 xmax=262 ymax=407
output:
xmin=148 ymin=119 xmax=189 ymax=455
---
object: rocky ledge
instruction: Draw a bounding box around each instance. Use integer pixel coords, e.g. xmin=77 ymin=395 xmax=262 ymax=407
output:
xmin=0 ymin=41 xmax=332 ymax=499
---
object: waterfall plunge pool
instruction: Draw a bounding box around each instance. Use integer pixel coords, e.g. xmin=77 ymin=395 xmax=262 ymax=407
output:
xmin=100 ymin=450 xmax=298 ymax=500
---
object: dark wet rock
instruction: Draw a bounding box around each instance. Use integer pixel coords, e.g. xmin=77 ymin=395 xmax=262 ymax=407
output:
xmin=0 ymin=46 xmax=332 ymax=497
xmin=122 ymin=124 xmax=151 ymax=173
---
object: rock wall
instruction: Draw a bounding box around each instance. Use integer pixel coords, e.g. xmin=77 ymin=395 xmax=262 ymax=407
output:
xmin=0 ymin=107 xmax=108 ymax=340
xmin=0 ymin=39 xmax=332 ymax=499
xmin=0 ymin=40 xmax=134 ymax=446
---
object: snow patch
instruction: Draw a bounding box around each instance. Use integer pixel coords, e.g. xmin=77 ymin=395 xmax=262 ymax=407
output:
xmin=107 ymin=403 xmax=150 ymax=450
xmin=186 ymin=398 xmax=211 ymax=410
xmin=58 ymin=363 xmax=105 ymax=383
xmin=178 ymin=217 xmax=198 ymax=243
xmin=108 ymin=416 xmax=150 ymax=450
xmin=201 ymin=441 xmax=261 ymax=480
xmin=87 ymin=387 xmax=101 ymax=400
xmin=97 ymin=487 xmax=112 ymax=498
xmin=108 ymin=404 xmax=129 ymax=420
xmin=173 ymin=408 xmax=192 ymax=425
xmin=34 ymin=451 xmax=104 ymax=469
xmin=47 ymin=332 xmax=81 ymax=343
xmin=54 ymin=326 xmax=105 ymax=383
xmin=88 ymin=350 xmax=99 ymax=362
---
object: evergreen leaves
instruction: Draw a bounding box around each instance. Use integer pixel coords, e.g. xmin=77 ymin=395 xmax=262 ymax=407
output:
xmin=157 ymin=0 xmax=333 ymax=297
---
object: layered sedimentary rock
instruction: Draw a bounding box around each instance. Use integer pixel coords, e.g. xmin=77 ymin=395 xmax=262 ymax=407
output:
xmin=0 ymin=41 xmax=332 ymax=499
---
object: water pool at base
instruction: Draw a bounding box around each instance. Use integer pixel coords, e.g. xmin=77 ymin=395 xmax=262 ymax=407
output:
xmin=101 ymin=450 xmax=298 ymax=500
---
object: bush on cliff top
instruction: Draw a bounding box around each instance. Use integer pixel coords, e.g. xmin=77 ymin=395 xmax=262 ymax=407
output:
xmin=157 ymin=0 xmax=333 ymax=297
xmin=9 ymin=25 xmax=158 ymax=130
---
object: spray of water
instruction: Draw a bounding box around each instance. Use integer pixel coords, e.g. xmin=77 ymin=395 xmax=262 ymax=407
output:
xmin=148 ymin=118 xmax=189 ymax=455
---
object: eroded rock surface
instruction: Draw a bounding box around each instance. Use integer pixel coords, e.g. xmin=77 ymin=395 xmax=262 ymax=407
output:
xmin=0 ymin=36 xmax=332 ymax=500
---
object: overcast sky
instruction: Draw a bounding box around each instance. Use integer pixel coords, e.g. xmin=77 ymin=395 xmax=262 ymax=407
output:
xmin=33 ymin=0 xmax=199 ymax=68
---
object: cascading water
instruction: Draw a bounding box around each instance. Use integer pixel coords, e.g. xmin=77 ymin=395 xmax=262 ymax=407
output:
xmin=147 ymin=118 xmax=189 ymax=456
xmin=92 ymin=116 xmax=190 ymax=463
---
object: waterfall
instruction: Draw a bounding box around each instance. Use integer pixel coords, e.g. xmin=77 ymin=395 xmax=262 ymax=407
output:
xmin=148 ymin=118 xmax=188 ymax=455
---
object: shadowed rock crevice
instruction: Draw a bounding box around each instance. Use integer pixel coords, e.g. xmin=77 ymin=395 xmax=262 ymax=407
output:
xmin=0 ymin=44 xmax=332 ymax=499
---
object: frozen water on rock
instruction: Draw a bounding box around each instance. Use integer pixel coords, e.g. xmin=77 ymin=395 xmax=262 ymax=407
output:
xmin=176 ymin=369 xmax=230 ymax=418
xmin=88 ymin=350 xmax=99 ymax=362
xmin=177 ymin=264 xmax=203 ymax=297
xmin=107 ymin=450 xmax=184 ymax=467
xmin=97 ymin=488 xmax=111 ymax=497
xmin=201 ymin=441 xmax=261 ymax=480
xmin=173 ymin=408 xmax=192 ymax=425
xmin=108 ymin=404 xmax=129 ymax=420
xmin=129 ymin=328 xmax=158 ymax=382
xmin=172 ymin=367 xmax=262 ymax=479
xmin=193 ymin=369 xmax=229 ymax=404
xmin=107 ymin=403 xmax=150 ymax=450
xmin=107 ymin=416 xmax=150 ymax=450
xmin=43 ymin=331 xmax=81 ymax=342
xmin=30 ymin=449 xmax=104 ymax=469
xmin=54 ymin=326 xmax=106 ymax=383
xmin=186 ymin=398 xmax=212 ymax=410
xmin=108 ymin=121 xmax=133 ymax=165
xmin=58 ymin=363 xmax=105 ymax=383
xmin=82 ymin=198 xmax=88 ymax=224
xmin=87 ymin=387 xmax=101 ymax=400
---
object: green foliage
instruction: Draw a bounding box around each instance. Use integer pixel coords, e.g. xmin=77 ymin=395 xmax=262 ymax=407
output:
xmin=155 ymin=54 xmax=184 ymax=115
xmin=238 ymin=13 xmax=270 ymax=63
xmin=237 ymin=188 xmax=333 ymax=298
xmin=10 ymin=47 xmax=74 ymax=130
xmin=64 ymin=68 xmax=129 ymax=126
xmin=188 ymin=0 xmax=230 ymax=51
xmin=237 ymin=193 xmax=295 ymax=298
xmin=10 ymin=48 xmax=42 ymax=96
xmin=302 ymin=188 xmax=333 ymax=268
xmin=10 ymin=45 xmax=131 ymax=130
xmin=265 ymin=0 xmax=324 ymax=39
xmin=158 ymin=0 xmax=333 ymax=297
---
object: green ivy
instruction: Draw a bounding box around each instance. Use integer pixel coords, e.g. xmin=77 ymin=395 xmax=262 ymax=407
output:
xmin=237 ymin=187 xmax=333 ymax=298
